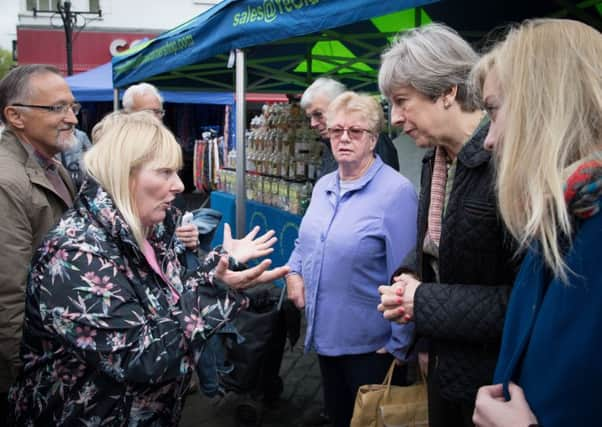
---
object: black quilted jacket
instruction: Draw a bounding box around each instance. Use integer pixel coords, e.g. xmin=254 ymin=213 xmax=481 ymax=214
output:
xmin=396 ymin=123 xmax=519 ymax=403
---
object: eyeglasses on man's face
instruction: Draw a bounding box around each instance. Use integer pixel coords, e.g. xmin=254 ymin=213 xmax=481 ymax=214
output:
xmin=11 ymin=102 xmax=82 ymax=115
xmin=327 ymin=127 xmax=373 ymax=141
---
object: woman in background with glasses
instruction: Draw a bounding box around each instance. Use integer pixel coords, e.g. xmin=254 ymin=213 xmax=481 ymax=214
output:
xmin=286 ymin=91 xmax=418 ymax=427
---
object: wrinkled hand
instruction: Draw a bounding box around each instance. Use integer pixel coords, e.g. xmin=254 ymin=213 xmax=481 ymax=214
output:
xmin=378 ymin=273 xmax=421 ymax=323
xmin=222 ymin=223 xmax=277 ymax=264
xmin=215 ymin=256 xmax=290 ymax=290
xmin=286 ymin=273 xmax=306 ymax=309
xmin=473 ymin=383 xmax=538 ymax=427
xmin=175 ymin=224 xmax=199 ymax=249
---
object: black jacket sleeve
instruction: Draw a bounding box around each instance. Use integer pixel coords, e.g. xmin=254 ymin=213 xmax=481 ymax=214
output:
xmin=414 ymin=282 xmax=512 ymax=343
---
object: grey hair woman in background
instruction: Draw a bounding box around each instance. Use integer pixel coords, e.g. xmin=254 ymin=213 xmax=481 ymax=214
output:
xmin=377 ymin=23 xmax=518 ymax=427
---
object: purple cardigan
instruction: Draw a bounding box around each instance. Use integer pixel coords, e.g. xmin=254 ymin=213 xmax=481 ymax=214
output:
xmin=287 ymin=156 xmax=418 ymax=359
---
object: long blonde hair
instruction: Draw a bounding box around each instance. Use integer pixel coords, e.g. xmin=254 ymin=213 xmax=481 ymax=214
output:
xmin=474 ymin=19 xmax=602 ymax=281
xmin=84 ymin=111 xmax=182 ymax=247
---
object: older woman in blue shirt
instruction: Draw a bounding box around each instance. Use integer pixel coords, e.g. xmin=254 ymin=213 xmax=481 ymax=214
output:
xmin=286 ymin=91 xmax=418 ymax=427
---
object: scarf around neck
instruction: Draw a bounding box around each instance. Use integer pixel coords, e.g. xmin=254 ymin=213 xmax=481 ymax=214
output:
xmin=564 ymin=157 xmax=602 ymax=219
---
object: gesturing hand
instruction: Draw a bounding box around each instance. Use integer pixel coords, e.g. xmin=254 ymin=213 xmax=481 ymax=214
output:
xmin=215 ymin=256 xmax=290 ymax=290
xmin=222 ymin=223 xmax=277 ymax=264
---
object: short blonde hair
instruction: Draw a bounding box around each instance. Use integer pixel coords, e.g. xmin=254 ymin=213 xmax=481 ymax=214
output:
xmin=326 ymin=91 xmax=384 ymax=137
xmin=84 ymin=111 xmax=183 ymax=247
xmin=473 ymin=19 xmax=602 ymax=281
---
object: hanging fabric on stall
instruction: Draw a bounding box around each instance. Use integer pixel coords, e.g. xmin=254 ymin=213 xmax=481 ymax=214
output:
xmin=194 ymin=139 xmax=208 ymax=193
xmin=212 ymin=137 xmax=221 ymax=186
xmin=223 ymin=105 xmax=231 ymax=156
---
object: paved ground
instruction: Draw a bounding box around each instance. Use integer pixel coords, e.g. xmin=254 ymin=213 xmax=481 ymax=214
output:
xmin=179 ymin=317 xmax=329 ymax=427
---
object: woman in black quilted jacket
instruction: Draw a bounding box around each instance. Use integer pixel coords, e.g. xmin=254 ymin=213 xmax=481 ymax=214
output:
xmin=376 ymin=23 xmax=519 ymax=427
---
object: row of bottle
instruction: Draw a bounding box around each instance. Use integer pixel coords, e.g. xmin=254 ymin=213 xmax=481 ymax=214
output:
xmin=216 ymin=169 xmax=312 ymax=215
xmin=226 ymin=149 xmax=321 ymax=182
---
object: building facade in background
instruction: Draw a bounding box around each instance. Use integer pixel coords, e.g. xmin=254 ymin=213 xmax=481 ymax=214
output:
xmin=6 ymin=0 xmax=221 ymax=74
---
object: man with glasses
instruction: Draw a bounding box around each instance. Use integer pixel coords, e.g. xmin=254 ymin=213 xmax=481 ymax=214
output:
xmin=0 ymin=64 xmax=78 ymax=417
xmin=300 ymin=77 xmax=399 ymax=179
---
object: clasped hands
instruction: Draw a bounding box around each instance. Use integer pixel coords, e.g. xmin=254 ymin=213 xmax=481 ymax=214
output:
xmin=215 ymin=223 xmax=290 ymax=289
xmin=378 ymin=273 xmax=422 ymax=324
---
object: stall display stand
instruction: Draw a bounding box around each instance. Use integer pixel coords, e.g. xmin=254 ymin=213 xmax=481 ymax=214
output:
xmin=210 ymin=191 xmax=301 ymax=269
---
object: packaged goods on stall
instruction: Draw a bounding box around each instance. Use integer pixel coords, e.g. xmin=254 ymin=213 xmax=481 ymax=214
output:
xmin=216 ymin=101 xmax=320 ymax=215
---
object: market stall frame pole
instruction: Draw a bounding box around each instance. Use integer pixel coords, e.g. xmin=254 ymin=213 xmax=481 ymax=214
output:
xmin=113 ymin=88 xmax=119 ymax=111
xmin=235 ymin=48 xmax=247 ymax=238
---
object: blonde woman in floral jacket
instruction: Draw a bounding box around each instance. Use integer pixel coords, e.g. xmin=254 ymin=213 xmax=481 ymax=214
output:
xmin=8 ymin=111 xmax=288 ymax=426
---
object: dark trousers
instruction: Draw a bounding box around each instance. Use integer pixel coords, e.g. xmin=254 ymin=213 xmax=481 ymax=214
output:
xmin=0 ymin=392 xmax=8 ymax=421
xmin=318 ymin=352 xmax=407 ymax=427
xmin=427 ymin=356 xmax=475 ymax=427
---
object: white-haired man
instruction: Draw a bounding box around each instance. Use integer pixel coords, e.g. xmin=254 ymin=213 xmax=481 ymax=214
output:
xmin=122 ymin=82 xmax=166 ymax=119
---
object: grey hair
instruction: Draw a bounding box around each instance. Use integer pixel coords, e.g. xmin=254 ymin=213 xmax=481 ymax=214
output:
xmin=300 ymin=77 xmax=347 ymax=109
xmin=0 ymin=64 xmax=62 ymax=123
xmin=379 ymin=23 xmax=480 ymax=112
xmin=122 ymin=82 xmax=164 ymax=111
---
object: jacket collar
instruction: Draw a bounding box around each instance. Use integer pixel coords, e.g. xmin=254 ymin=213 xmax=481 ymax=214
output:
xmin=78 ymin=177 xmax=140 ymax=250
xmin=421 ymin=121 xmax=491 ymax=169
xmin=77 ymin=177 xmax=183 ymax=291
xmin=457 ymin=121 xmax=491 ymax=168
xmin=1 ymin=129 xmax=76 ymax=204
xmin=324 ymin=155 xmax=384 ymax=195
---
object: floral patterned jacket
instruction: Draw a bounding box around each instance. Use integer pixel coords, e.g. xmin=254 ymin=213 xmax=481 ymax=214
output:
xmin=9 ymin=178 xmax=246 ymax=426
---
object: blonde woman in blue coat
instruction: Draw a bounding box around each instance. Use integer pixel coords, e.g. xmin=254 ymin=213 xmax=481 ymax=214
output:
xmin=471 ymin=19 xmax=602 ymax=427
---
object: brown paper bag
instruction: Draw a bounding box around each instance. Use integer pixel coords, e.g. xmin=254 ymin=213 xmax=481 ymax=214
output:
xmin=350 ymin=361 xmax=429 ymax=427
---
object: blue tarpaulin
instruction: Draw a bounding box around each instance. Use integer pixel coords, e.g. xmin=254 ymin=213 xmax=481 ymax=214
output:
xmin=112 ymin=0 xmax=438 ymax=92
xmin=67 ymin=62 xmax=234 ymax=105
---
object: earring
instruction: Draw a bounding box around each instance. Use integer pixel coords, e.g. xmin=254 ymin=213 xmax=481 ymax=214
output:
xmin=443 ymin=101 xmax=451 ymax=109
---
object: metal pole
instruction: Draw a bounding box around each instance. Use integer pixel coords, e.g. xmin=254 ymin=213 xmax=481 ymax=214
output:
xmin=235 ymin=49 xmax=247 ymax=238
xmin=35 ymin=1 xmax=101 ymax=76
xmin=113 ymin=88 xmax=119 ymax=111
xmin=61 ymin=1 xmax=74 ymax=75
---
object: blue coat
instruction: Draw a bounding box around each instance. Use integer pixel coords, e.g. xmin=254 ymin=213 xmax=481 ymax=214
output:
xmin=494 ymin=199 xmax=602 ymax=427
